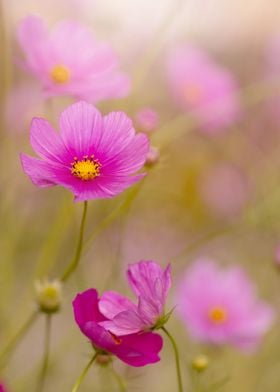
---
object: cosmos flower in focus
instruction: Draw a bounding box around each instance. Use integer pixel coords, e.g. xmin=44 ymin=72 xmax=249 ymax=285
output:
xmin=20 ymin=101 xmax=149 ymax=201
xmin=73 ymin=288 xmax=163 ymax=367
xmin=166 ymin=45 xmax=240 ymax=134
xmin=99 ymin=260 xmax=171 ymax=335
xmin=176 ymin=259 xmax=274 ymax=351
xmin=16 ymin=16 xmax=130 ymax=102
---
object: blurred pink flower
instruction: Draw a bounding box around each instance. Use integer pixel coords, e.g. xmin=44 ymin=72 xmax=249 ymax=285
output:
xmin=20 ymin=101 xmax=149 ymax=202
xmin=0 ymin=384 xmax=6 ymax=392
xmin=17 ymin=16 xmax=130 ymax=102
xmin=73 ymin=288 xmax=163 ymax=367
xmin=135 ymin=108 xmax=159 ymax=133
xmin=99 ymin=261 xmax=171 ymax=335
xmin=166 ymin=45 xmax=240 ymax=134
xmin=198 ymin=164 xmax=251 ymax=218
xmin=176 ymin=259 xmax=274 ymax=351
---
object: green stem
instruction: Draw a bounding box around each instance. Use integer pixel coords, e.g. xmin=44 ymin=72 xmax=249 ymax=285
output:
xmin=161 ymin=326 xmax=183 ymax=392
xmin=0 ymin=310 xmax=39 ymax=366
xmin=71 ymin=353 xmax=98 ymax=392
xmin=36 ymin=314 xmax=52 ymax=392
xmin=61 ymin=201 xmax=88 ymax=282
xmin=109 ymin=365 xmax=127 ymax=391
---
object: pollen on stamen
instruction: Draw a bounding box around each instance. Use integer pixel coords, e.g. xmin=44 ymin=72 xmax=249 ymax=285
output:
xmin=50 ymin=65 xmax=70 ymax=84
xmin=71 ymin=156 xmax=101 ymax=181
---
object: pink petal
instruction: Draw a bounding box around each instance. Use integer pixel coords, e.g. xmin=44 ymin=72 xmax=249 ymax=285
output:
xmin=138 ymin=296 xmax=159 ymax=326
xmin=99 ymin=290 xmax=137 ymax=319
xmin=73 ymin=173 xmax=145 ymax=202
xmin=59 ymin=101 xmax=103 ymax=157
xmin=101 ymin=132 xmax=149 ymax=175
xmin=73 ymin=289 xmax=106 ymax=327
xmin=127 ymin=260 xmax=169 ymax=299
xmin=30 ymin=117 xmax=71 ymax=163
xmin=81 ymin=72 xmax=131 ymax=102
xmin=49 ymin=21 xmax=97 ymax=68
xmin=20 ymin=154 xmax=58 ymax=187
xmin=100 ymin=310 xmax=144 ymax=336
xmin=118 ymin=332 xmax=163 ymax=367
xmin=97 ymin=111 xmax=136 ymax=158
xmin=17 ymin=16 xmax=49 ymax=71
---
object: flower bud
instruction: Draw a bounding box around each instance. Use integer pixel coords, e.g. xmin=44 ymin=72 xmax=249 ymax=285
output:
xmin=96 ymin=353 xmax=112 ymax=366
xmin=145 ymin=146 xmax=159 ymax=166
xmin=35 ymin=279 xmax=62 ymax=313
xmin=192 ymin=354 xmax=209 ymax=372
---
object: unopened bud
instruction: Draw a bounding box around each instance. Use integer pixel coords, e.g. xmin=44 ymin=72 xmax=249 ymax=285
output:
xmin=192 ymin=354 xmax=209 ymax=372
xmin=96 ymin=353 xmax=111 ymax=366
xmin=145 ymin=146 xmax=159 ymax=166
xmin=35 ymin=279 xmax=62 ymax=313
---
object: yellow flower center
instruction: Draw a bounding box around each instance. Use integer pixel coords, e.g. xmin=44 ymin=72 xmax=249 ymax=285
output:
xmin=183 ymin=83 xmax=202 ymax=104
xmin=71 ymin=156 xmax=101 ymax=181
xmin=50 ymin=65 xmax=70 ymax=84
xmin=208 ymin=306 xmax=228 ymax=324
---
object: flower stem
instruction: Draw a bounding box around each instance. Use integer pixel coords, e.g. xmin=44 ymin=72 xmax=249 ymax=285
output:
xmin=71 ymin=353 xmax=98 ymax=392
xmin=0 ymin=310 xmax=39 ymax=366
xmin=61 ymin=201 xmax=88 ymax=282
xmin=161 ymin=326 xmax=183 ymax=392
xmin=109 ymin=365 xmax=127 ymax=391
xmin=36 ymin=314 xmax=52 ymax=392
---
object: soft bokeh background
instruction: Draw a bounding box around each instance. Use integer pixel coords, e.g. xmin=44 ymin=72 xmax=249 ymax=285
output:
xmin=1 ymin=0 xmax=280 ymax=391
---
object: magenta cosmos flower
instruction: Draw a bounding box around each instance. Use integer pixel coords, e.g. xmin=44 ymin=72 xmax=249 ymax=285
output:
xmin=98 ymin=261 xmax=171 ymax=335
xmin=17 ymin=16 xmax=130 ymax=102
xmin=73 ymin=288 xmax=163 ymax=367
xmin=166 ymin=45 xmax=240 ymax=134
xmin=20 ymin=101 xmax=149 ymax=201
xmin=176 ymin=259 xmax=274 ymax=351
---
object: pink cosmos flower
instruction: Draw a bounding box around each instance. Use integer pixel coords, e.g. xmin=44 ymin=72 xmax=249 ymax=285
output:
xmin=73 ymin=288 xmax=163 ymax=367
xmin=135 ymin=108 xmax=159 ymax=133
xmin=17 ymin=16 xmax=130 ymax=102
xmin=98 ymin=261 xmax=171 ymax=335
xmin=166 ymin=45 xmax=240 ymax=134
xmin=20 ymin=101 xmax=149 ymax=202
xmin=176 ymin=259 xmax=274 ymax=351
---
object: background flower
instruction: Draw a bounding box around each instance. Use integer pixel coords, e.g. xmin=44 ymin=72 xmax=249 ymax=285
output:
xmin=16 ymin=16 xmax=130 ymax=102
xmin=166 ymin=45 xmax=241 ymax=134
xmin=176 ymin=259 xmax=274 ymax=351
